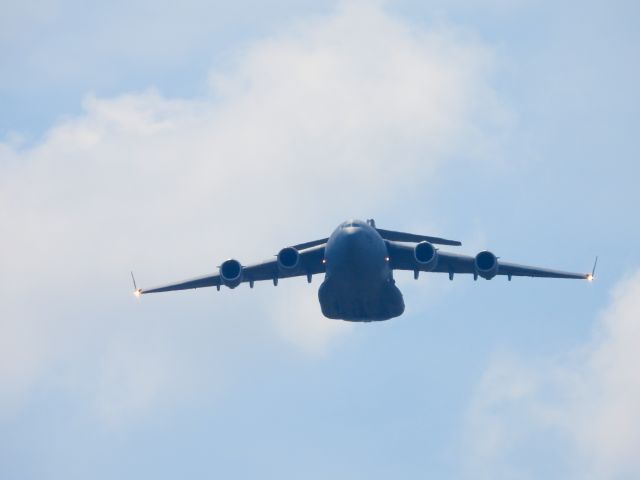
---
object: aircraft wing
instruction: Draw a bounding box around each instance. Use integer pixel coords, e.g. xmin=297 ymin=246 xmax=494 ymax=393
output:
xmin=138 ymin=244 xmax=326 ymax=295
xmin=387 ymin=241 xmax=591 ymax=280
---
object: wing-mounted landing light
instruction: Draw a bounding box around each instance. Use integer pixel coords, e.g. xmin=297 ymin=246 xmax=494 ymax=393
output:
xmin=131 ymin=271 xmax=142 ymax=297
xmin=587 ymin=256 xmax=598 ymax=282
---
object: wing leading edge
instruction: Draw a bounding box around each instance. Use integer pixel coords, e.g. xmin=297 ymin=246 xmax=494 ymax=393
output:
xmin=387 ymin=241 xmax=591 ymax=280
xmin=138 ymin=244 xmax=326 ymax=295
xmin=135 ymin=224 xmax=592 ymax=297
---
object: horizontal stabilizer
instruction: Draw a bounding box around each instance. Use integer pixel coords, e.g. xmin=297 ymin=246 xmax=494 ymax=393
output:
xmin=290 ymin=237 xmax=329 ymax=250
xmin=376 ymin=228 xmax=461 ymax=246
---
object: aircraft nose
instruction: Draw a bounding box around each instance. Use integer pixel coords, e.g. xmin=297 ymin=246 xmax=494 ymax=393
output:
xmin=342 ymin=226 xmax=365 ymax=244
xmin=333 ymin=226 xmax=373 ymax=262
xmin=325 ymin=224 xmax=386 ymax=281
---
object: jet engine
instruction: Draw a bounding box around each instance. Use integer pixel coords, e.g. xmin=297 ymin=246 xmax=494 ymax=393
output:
xmin=413 ymin=241 xmax=438 ymax=271
xmin=277 ymin=247 xmax=300 ymax=271
xmin=474 ymin=251 xmax=498 ymax=279
xmin=220 ymin=259 xmax=243 ymax=288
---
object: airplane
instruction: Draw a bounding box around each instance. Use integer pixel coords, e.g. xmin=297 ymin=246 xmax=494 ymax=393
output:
xmin=132 ymin=218 xmax=596 ymax=322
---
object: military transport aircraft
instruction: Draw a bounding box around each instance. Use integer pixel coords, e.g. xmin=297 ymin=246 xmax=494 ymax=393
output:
xmin=133 ymin=219 xmax=595 ymax=321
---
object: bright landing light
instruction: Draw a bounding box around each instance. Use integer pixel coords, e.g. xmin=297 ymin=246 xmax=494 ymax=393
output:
xmin=586 ymin=274 xmax=594 ymax=282
xmin=134 ymin=289 xmax=142 ymax=298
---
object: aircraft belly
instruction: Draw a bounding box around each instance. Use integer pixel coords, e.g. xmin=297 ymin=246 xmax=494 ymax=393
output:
xmin=318 ymin=277 xmax=405 ymax=322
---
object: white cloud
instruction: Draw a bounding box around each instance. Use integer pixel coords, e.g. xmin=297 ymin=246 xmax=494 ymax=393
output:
xmin=465 ymin=271 xmax=640 ymax=479
xmin=0 ymin=2 xmax=505 ymax=423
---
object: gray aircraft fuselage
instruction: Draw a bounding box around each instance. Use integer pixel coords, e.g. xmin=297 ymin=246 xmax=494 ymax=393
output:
xmin=319 ymin=219 xmax=404 ymax=321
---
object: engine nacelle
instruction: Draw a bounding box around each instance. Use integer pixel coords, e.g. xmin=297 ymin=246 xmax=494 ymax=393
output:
xmin=413 ymin=241 xmax=438 ymax=271
xmin=220 ymin=259 xmax=243 ymax=288
xmin=474 ymin=251 xmax=498 ymax=279
xmin=277 ymin=247 xmax=300 ymax=271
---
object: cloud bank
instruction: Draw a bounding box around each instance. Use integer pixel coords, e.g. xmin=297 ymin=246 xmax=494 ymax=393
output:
xmin=0 ymin=3 xmax=505 ymax=423
xmin=465 ymin=272 xmax=640 ymax=479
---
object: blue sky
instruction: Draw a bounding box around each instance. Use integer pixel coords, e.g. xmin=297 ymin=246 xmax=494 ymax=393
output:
xmin=1 ymin=1 xmax=639 ymax=479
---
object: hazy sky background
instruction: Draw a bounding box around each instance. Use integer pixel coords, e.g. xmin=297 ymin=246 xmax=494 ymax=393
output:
xmin=1 ymin=1 xmax=639 ymax=479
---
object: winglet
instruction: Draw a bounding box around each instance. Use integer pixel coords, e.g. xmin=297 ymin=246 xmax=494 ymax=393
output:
xmin=131 ymin=271 xmax=142 ymax=297
xmin=586 ymin=256 xmax=598 ymax=282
